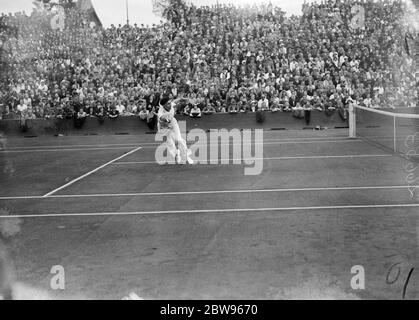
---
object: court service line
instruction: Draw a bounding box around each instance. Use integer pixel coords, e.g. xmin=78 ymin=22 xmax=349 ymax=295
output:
xmin=141 ymin=139 xmax=363 ymax=148
xmin=3 ymin=136 xmax=352 ymax=150
xmin=0 ymin=146 xmax=140 ymax=153
xmin=4 ymin=143 xmax=145 ymax=150
xmin=0 ymin=139 xmax=363 ymax=153
xmin=42 ymin=146 xmax=143 ymax=197
xmin=3 ymin=135 xmax=352 ymax=150
xmin=0 ymin=139 xmax=362 ymax=153
xmin=114 ymin=153 xmax=393 ymax=165
xmin=1 ymin=185 xmax=417 ymax=201
xmin=1 ymin=203 xmax=419 ymax=219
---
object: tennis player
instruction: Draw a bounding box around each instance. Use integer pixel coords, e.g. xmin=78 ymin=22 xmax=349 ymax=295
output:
xmin=157 ymin=96 xmax=194 ymax=165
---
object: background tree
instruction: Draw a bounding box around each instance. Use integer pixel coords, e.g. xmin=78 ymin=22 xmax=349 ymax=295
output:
xmin=152 ymin=0 xmax=187 ymax=22
xmin=32 ymin=0 xmax=77 ymax=12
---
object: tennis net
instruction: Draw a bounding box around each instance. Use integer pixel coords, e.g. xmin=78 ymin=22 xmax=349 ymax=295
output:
xmin=349 ymin=104 xmax=419 ymax=158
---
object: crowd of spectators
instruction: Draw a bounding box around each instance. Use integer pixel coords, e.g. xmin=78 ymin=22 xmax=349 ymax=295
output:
xmin=0 ymin=0 xmax=417 ymax=126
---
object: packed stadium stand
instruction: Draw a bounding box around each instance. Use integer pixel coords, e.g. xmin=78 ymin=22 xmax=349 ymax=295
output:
xmin=0 ymin=0 xmax=417 ymax=126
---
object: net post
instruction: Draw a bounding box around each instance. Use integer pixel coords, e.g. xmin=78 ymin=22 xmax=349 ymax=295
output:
xmin=349 ymin=103 xmax=356 ymax=138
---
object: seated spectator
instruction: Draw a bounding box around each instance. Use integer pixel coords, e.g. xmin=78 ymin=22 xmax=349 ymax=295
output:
xmin=371 ymin=95 xmax=381 ymax=109
xmin=55 ymin=105 xmax=64 ymax=119
xmin=115 ymin=100 xmax=126 ymax=116
xmin=283 ymin=100 xmax=291 ymax=112
xmin=108 ymin=105 xmax=119 ymax=119
xmin=195 ymin=94 xmax=206 ymax=110
xmin=33 ymin=104 xmax=44 ymax=118
xmin=183 ymin=103 xmax=191 ymax=116
xmin=190 ymin=104 xmax=202 ymax=118
xmin=258 ymin=95 xmax=269 ymax=111
xmin=238 ymin=101 xmax=248 ymax=113
xmin=311 ymin=94 xmax=324 ymax=111
xmin=38 ymin=80 xmax=48 ymax=93
xmin=362 ymin=94 xmax=372 ymax=108
xmin=228 ymin=101 xmax=239 ymax=114
xmin=25 ymin=108 xmax=36 ymax=120
xmin=202 ymin=104 xmax=216 ymax=115
xmin=138 ymin=105 xmax=149 ymax=120
xmin=249 ymin=94 xmax=258 ymax=113
xmin=96 ymin=105 xmax=107 ymax=124
xmin=126 ymin=100 xmax=137 ymax=115
xmin=271 ymin=93 xmax=281 ymax=112
xmin=212 ymin=101 xmax=224 ymax=113
xmin=16 ymin=99 xmax=28 ymax=116
xmin=85 ymin=103 xmax=97 ymax=117
xmin=74 ymin=108 xmax=87 ymax=128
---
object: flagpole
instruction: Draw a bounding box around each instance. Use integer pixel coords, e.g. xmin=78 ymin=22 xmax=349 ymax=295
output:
xmin=126 ymin=0 xmax=129 ymax=26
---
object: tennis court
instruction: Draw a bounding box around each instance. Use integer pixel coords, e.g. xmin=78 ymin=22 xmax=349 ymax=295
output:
xmin=0 ymin=108 xmax=419 ymax=299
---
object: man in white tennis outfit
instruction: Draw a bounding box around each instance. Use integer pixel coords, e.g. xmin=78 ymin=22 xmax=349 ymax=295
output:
xmin=157 ymin=96 xmax=194 ymax=165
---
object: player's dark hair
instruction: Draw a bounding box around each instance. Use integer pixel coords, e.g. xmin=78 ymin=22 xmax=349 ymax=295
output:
xmin=159 ymin=96 xmax=170 ymax=106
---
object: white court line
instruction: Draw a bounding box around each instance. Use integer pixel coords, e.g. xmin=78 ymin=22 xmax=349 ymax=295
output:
xmin=4 ymin=143 xmax=145 ymax=150
xmin=114 ymin=154 xmax=393 ymax=165
xmin=0 ymin=139 xmax=363 ymax=153
xmin=3 ymin=136 xmax=352 ymax=150
xmin=0 ymin=146 xmax=139 ymax=153
xmin=0 ymin=185 xmax=417 ymax=201
xmin=42 ymin=146 xmax=143 ymax=197
xmin=1 ymin=203 xmax=419 ymax=219
xmin=126 ymin=139 xmax=364 ymax=148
